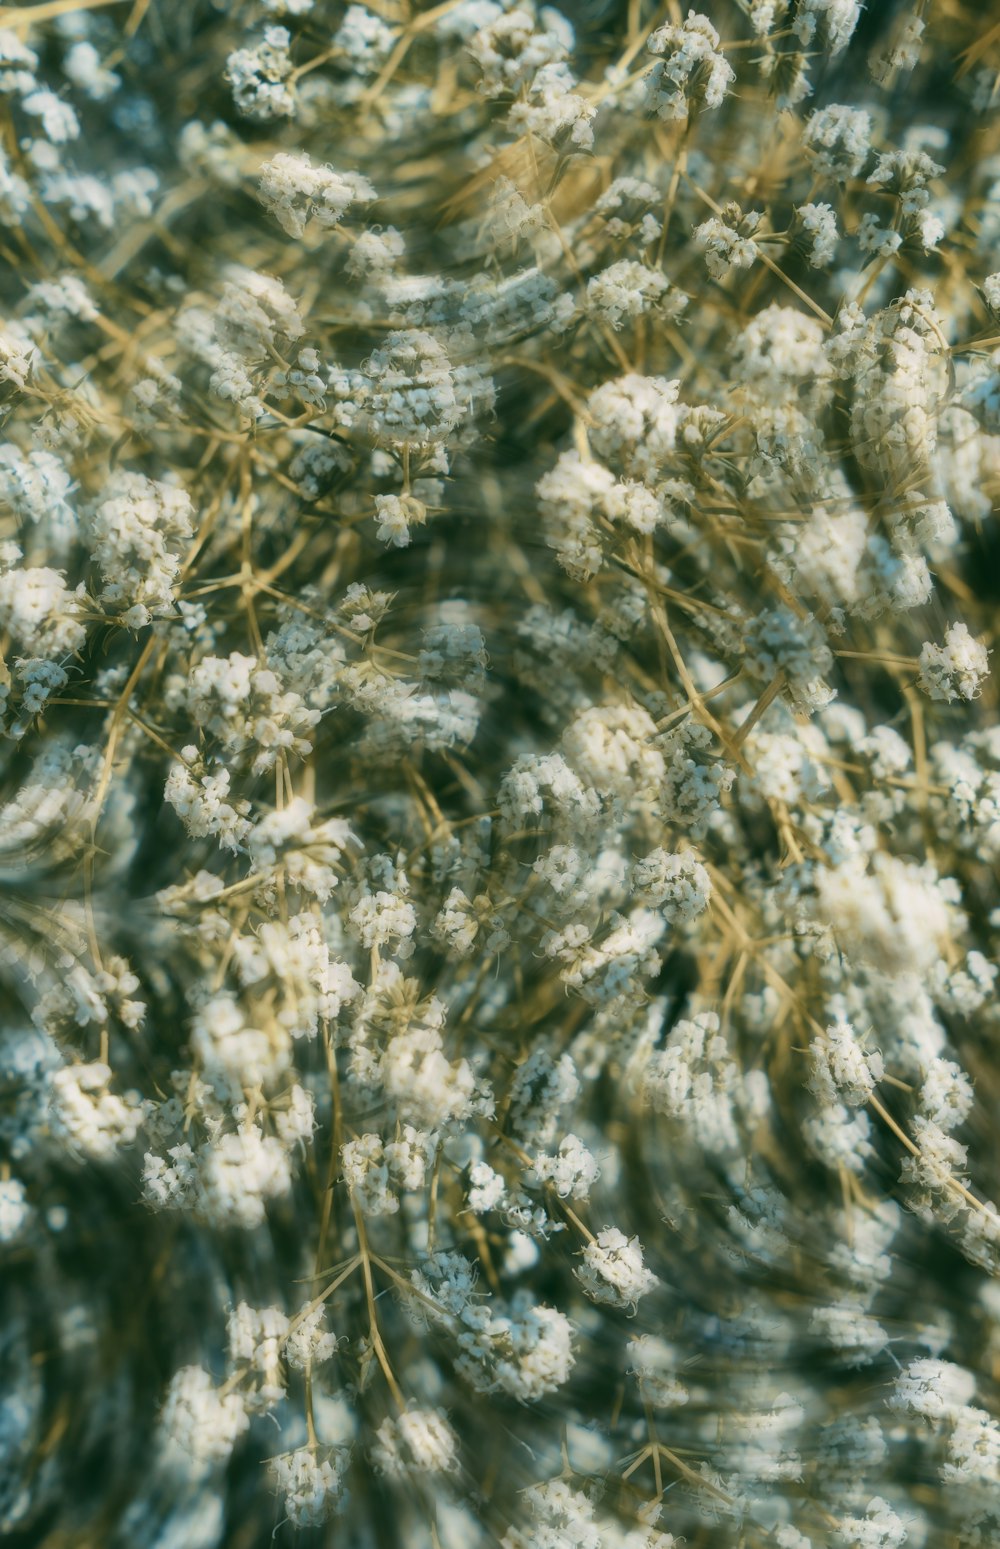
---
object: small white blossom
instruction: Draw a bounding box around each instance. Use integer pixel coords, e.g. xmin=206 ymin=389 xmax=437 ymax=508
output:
xmin=626 ymin=1335 xmax=689 ymax=1407
xmin=807 ymin=1020 xmax=884 ymax=1108
xmin=630 ymin=847 xmax=712 ymax=922
xmin=270 ymin=1446 xmax=349 ymax=1526
xmin=372 ymin=1409 xmax=459 ymax=1476
xmin=22 ymin=89 xmax=79 ymax=142
xmin=283 ymin=1303 xmax=339 ymax=1370
xmin=468 ymin=8 xmax=571 ymax=99
xmin=467 ymin=1160 xmax=507 ymax=1212
xmin=646 ymin=12 xmax=735 ymax=121
xmin=586 ymin=261 xmax=683 ymax=330
xmin=531 ymin=1134 xmax=600 ymax=1200
xmin=804 ymin=105 xmax=872 ymax=180
xmin=797 ymin=202 xmax=839 ymax=268
xmin=919 ymin=623 xmax=990 ymax=702
xmin=49 ymin=1062 xmax=146 ymax=1162
xmin=694 ymin=211 xmax=760 ymax=280
xmin=889 ymin=1358 xmax=977 ymax=1420
xmin=258 ymin=152 xmax=376 ymax=238
xmin=0 ymin=1177 xmax=32 ymax=1243
xmin=225 ymin=27 xmax=295 ymax=119
xmin=576 ymin=1226 xmax=658 ymax=1310
xmin=793 ymin=0 xmax=861 ymax=54
xmin=333 ymin=5 xmax=395 ymax=75
xmin=161 ymin=1365 xmax=249 ymax=1463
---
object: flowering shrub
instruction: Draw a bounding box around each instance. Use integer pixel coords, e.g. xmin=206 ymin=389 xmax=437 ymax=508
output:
xmin=2 ymin=1 xmax=1000 ymax=1546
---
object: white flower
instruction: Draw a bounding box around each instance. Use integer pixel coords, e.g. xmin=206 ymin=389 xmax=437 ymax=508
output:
xmin=283 ymin=1303 xmax=339 ymax=1370
xmin=0 ymin=325 xmax=35 ymax=388
xmin=226 ymin=1302 xmax=289 ymax=1411
xmin=248 ymin=799 xmax=355 ymax=899
xmin=270 ymin=1446 xmax=349 ymax=1526
xmin=22 ymin=89 xmax=79 ymax=142
xmin=919 ymin=1058 xmax=974 ymax=1131
xmin=942 ymin=1405 xmax=1000 ymax=1485
xmin=694 ymin=212 xmax=760 ymax=280
xmin=0 ymin=565 xmax=86 ymax=658
xmin=833 ymin=1496 xmax=907 ymax=1548
xmin=576 ymin=1226 xmax=658 ymax=1310
xmin=810 ymin=1300 xmax=888 ymax=1366
xmin=333 ymin=5 xmax=395 ymax=75
xmin=586 ymin=260 xmax=683 ymax=330
xmin=215 ymin=265 xmax=304 ymax=357
xmin=872 ymin=15 xmax=925 ymax=80
xmin=807 ymin=1020 xmax=884 ymax=1107
xmin=626 ymin=1335 xmax=689 ymax=1407
xmin=348 ymin=889 xmax=417 ymax=950
xmin=507 ymin=62 xmax=596 ymax=151
xmin=919 ymin=623 xmax=990 ymax=702
xmin=346 ymin=226 xmax=404 ymax=277
xmin=509 ymin=1049 xmax=580 ymax=1148
xmin=490 ymin=1297 xmax=576 ymax=1401
xmin=342 ymin=1133 xmax=397 ymax=1215
xmin=373 ymin=493 xmax=427 ymax=548
xmin=372 ymin=1409 xmax=458 ymax=1476
xmin=258 ymin=152 xmax=376 ymax=238
xmin=630 ymin=847 xmax=711 ymax=922
xmin=64 ymin=41 xmax=121 ymax=100
xmin=0 ymin=1177 xmax=32 ymax=1243
xmin=468 ymin=1160 xmax=507 ymax=1212
xmin=889 ymin=1357 xmax=977 ymax=1420
xmin=793 ymin=0 xmax=861 ymax=54
xmin=87 ymin=472 xmax=193 ymax=618
xmin=50 ymin=1062 xmax=146 ymax=1162
xmin=225 ymin=26 xmax=296 ymax=119
xmin=199 ymin=1125 xmax=293 ymax=1229
xmin=468 ymin=7 xmax=571 ymax=99
xmin=912 ymin=207 xmax=945 ymax=252
xmin=797 ymin=202 xmax=839 ymax=268
xmin=531 ymin=1134 xmax=600 ymax=1200
xmin=588 ymin=373 xmax=680 ymax=479
xmin=164 ymin=755 xmax=253 ymax=853
xmin=161 ymin=1365 xmax=249 ymax=1462
xmin=804 ymin=105 xmax=872 ymax=180
xmin=646 ymin=12 xmax=735 ymax=121
xmin=330 ymin=328 xmax=489 ymax=449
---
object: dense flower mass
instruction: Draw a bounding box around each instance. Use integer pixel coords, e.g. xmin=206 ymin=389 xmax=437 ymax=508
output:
xmin=2 ymin=2 xmax=1000 ymax=1547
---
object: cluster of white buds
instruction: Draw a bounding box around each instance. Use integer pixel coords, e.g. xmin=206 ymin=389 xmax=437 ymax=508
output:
xmin=258 ymin=152 xmax=376 ymax=239
xmin=225 ymin=27 xmax=295 ymax=120
xmin=647 ymin=12 xmax=736 ymax=121
xmin=371 ymin=1409 xmax=459 ymax=1477
xmin=919 ymin=623 xmax=991 ymax=703
xmin=575 ymin=1227 xmax=659 ymax=1310
xmin=270 ymin=1446 xmax=350 ymax=1527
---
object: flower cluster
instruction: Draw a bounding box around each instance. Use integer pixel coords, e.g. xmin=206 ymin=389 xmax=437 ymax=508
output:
xmin=3 ymin=2 xmax=1000 ymax=1547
